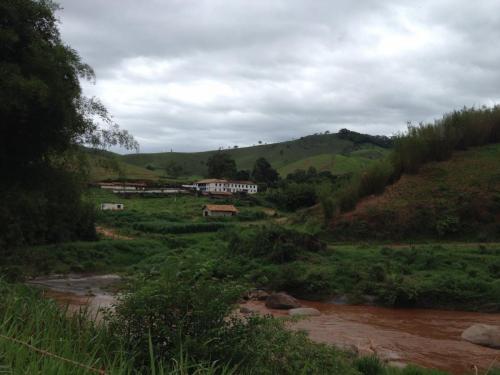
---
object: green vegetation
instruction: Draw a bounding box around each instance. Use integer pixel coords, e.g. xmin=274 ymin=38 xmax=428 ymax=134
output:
xmin=0 ymin=0 xmax=136 ymax=250
xmin=85 ymin=148 xmax=161 ymax=181
xmin=278 ymin=147 xmax=388 ymax=177
xmin=332 ymin=143 xmax=500 ymax=240
xmin=3 ymin=3 xmax=500 ymax=374
xmin=121 ymin=133 xmax=390 ymax=178
xmin=330 ymin=106 xmax=500 ymax=222
xmin=3 ymin=170 xmax=499 ymax=372
xmin=0 ymin=275 xmax=446 ymax=374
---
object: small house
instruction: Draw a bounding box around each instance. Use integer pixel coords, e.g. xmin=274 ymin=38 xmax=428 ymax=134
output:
xmin=100 ymin=203 xmax=124 ymax=211
xmin=202 ymin=204 xmax=238 ymax=217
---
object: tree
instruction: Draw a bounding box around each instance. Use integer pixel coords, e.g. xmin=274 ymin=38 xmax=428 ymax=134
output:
xmin=0 ymin=0 xmax=136 ymax=249
xmin=206 ymin=152 xmax=237 ymax=178
xmin=234 ymin=170 xmax=250 ymax=180
xmin=252 ymin=157 xmax=279 ymax=186
xmin=164 ymin=160 xmax=183 ymax=178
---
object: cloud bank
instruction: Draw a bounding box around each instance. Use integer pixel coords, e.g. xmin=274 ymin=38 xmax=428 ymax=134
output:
xmin=57 ymin=0 xmax=500 ymax=152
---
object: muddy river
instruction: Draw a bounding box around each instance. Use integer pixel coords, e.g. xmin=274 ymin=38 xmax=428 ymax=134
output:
xmin=28 ymin=275 xmax=499 ymax=374
xmin=243 ymin=300 xmax=500 ymax=374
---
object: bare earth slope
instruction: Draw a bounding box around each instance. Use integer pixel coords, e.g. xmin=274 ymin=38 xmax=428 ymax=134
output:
xmin=331 ymin=144 xmax=500 ymax=240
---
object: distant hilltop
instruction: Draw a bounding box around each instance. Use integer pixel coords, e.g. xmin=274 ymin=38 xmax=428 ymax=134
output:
xmin=91 ymin=129 xmax=391 ymax=180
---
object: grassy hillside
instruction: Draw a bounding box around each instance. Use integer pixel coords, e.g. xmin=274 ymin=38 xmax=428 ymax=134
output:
xmin=330 ymin=143 xmax=500 ymax=240
xmin=278 ymin=145 xmax=388 ymax=176
xmin=84 ymin=148 xmax=161 ymax=181
xmin=122 ymin=133 xmax=389 ymax=177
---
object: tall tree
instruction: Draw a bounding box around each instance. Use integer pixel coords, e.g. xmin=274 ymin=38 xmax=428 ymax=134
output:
xmin=252 ymin=157 xmax=279 ymax=186
xmin=206 ymin=153 xmax=237 ymax=178
xmin=0 ymin=0 xmax=136 ymax=249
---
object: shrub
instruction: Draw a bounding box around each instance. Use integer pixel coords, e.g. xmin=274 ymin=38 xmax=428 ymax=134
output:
xmin=266 ymin=182 xmax=317 ymax=211
xmin=132 ymin=221 xmax=231 ymax=234
xmin=107 ymin=266 xmax=242 ymax=367
xmin=228 ymin=225 xmax=326 ymax=263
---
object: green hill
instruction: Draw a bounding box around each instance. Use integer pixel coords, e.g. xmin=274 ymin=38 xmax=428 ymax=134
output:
xmin=330 ymin=143 xmax=500 ymax=240
xmin=84 ymin=148 xmax=161 ymax=181
xmin=278 ymin=145 xmax=388 ymax=176
xmin=122 ymin=132 xmax=390 ymax=178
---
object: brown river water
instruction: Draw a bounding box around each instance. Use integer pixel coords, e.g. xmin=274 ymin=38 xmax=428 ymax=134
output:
xmin=28 ymin=275 xmax=500 ymax=374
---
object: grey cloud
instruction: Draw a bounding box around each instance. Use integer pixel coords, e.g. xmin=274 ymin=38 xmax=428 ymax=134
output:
xmin=58 ymin=0 xmax=500 ymax=152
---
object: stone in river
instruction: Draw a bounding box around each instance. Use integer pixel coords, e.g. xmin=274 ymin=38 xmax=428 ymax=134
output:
xmin=288 ymin=307 xmax=321 ymax=317
xmin=461 ymin=324 xmax=500 ymax=348
xmin=265 ymin=292 xmax=301 ymax=309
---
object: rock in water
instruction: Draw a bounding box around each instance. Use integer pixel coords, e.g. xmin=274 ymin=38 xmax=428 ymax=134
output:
xmin=245 ymin=289 xmax=269 ymax=301
xmin=265 ymin=292 xmax=301 ymax=309
xmin=240 ymin=306 xmax=255 ymax=314
xmin=462 ymin=324 xmax=500 ymax=348
xmin=288 ymin=307 xmax=321 ymax=317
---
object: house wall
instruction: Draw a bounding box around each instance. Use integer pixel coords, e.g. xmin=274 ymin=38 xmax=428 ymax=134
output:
xmin=203 ymin=209 xmax=235 ymax=217
xmin=101 ymin=203 xmax=124 ymax=211
xmin=195 ymin=181 xmax=258 ymax=194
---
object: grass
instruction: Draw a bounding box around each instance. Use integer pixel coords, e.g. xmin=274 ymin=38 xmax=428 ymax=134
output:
xmin=121 ymin=133 xmax=389 ymax=177
xmin=278 ymin=146 xmax=388 ymax=176
xmin=0 ymin=280 xmax=450 ymax=375
xmin=8 ymin=185 xmax=499 ymax=313
xmin=330 ymin=143 xmax=500 ymax=240
xmin=0 ymin=281 xmax=239 ymax=374
xmin=5 ymin=162 xmax=500 ymax=372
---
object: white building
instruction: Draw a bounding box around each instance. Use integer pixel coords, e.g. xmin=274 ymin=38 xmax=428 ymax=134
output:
xmin=193 ymin=179 xmax=258 ymax=194
xmin=100 ymin=203 xmax=124 ymax=211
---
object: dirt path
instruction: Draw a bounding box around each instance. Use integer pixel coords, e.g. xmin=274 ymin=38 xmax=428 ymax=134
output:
xmin=95 ymin=226 xmax=133 ymax=240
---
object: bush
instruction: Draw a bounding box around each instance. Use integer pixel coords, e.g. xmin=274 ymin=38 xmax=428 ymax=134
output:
xmin=333 ymin=105 xmax=500 ymax=215
xmin=228 ymin=225 xmax=326 ymax=263
xmin=132 ymin=221 xmax=231 ymax=234
xmin=107 ymin=266 xmax=242 ymax=368
xmin=0 ymin=167 xmax=97 ymax=251
xmin=266 ymin=182 xmax=317 ymax=211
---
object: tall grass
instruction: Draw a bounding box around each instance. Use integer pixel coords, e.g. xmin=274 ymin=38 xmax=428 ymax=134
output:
xmin=392 ymin=106 xmax=500 ymax=175
xmin=335 ymin=105 xmax=500 ymax=213
xmin=0 ymin=281 xmax=235 ymax=374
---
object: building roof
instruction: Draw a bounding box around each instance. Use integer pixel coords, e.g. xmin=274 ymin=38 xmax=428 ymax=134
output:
xmin=196 ymin=179 xmax=227 ymax=184
xmin=229 ymin=180 xmax=256 ymax=185
xmin=202 ymin=204 xmax=239 ymax=213
xmin=195 ymin=179 xmax=256 ymax=185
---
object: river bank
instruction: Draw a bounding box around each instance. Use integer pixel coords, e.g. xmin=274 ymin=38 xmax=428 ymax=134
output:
xmin=28 ymin=274 xmax=500 ymax=375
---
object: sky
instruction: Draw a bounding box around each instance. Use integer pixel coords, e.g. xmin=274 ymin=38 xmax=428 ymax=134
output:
xmin=57 ymin=0 xmax=500 ymax=153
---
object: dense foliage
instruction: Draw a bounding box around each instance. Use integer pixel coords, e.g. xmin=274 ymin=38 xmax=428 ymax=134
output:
xmin=251 ymin=157 xmax=279 ymax=186
xmin=228 ymin=225 xmax=325 ymax=263
xmin=0 ymin=0 xmax=136 ymax=250
xmin=337 ymin=128 xmax=393 ymax=148
xmin=332 ymin=106 xmax=500 ymax=218
xmin=206 ymin=152 xmax=237 ymax=178
xmin=265 ymin=167 xmax=338 ymax=211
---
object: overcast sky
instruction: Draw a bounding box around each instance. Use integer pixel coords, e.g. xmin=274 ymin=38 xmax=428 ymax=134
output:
xmin=57 ymin=0 xmax=500 ymax=153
